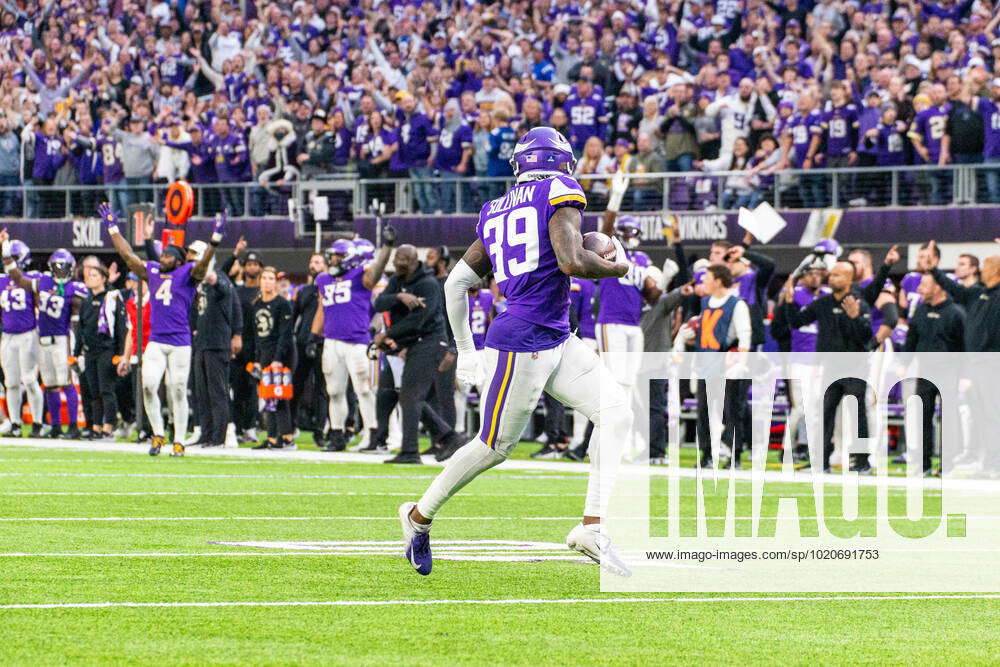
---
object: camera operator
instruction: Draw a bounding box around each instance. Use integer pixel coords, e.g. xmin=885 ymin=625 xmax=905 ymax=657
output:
xmin=372 ymin=245 xmax=465 ymax=464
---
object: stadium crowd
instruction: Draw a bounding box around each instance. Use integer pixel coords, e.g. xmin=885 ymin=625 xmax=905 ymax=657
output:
xmin=0 ymin=0 xmax=998 ymax=218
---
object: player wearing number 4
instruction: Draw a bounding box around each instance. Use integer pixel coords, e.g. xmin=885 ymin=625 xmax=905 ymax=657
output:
xmin=309 ymin=232 xmax=393 ymax=452
xmin=398 ymin=127 xmax=634 ymax=577
xmin=0 ymin=236 xmax=46 ymax=437
xmin=100 ymin=202 xmax=224 ymax=457
xmin=0 ymin=234 xmax=87 ymax=438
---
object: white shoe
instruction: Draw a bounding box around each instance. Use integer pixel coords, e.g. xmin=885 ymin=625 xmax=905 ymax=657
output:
xmin=183 ymin=427 xmax=202 ymax=446
xmin=113 ymin=422 xmax=133 ymax=439
xmin=38 ymin=423 xmax=52 ymax=437
xmin=649 ymin=456 xmax=669 ymax=466
xmin=566 ymin=523 xmax=631 ymax=577
xmin=0 ymin=420 xmax=12 ymax=436
xmin=224 ymin=423 xmax=239 ymax=449
xmin=243 ymin=428 xmax=259 ymax=443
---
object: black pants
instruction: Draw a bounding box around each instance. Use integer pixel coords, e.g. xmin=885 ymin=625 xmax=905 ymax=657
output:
xmin=543 ymin=394 xmax=567 ymax=444
xmin=649 ymin=379 xmax=667 ymax=459
xmin=696 ymin=379 xmax=745 ymax=465
xmin=194 ymin=348 xmax=231 ymax=444
xmin=433 ymin=359 xmax=457 ymax=431
xmin=399 ymin=338 xmax=453 ymax=454
xmin=230 ymin=352 xmax=257 ymax=432
xmin=291 ymin=344 xmax=326 ymax=434
xmin=821 ymin=377 xmax=869 ymax=469
xmin=81 ymin=348 xmax=117 ymax=426
xmin=911 ymin=379 xmax=938 ymax=471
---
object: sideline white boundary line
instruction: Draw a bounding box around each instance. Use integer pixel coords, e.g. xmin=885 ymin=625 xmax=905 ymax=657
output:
xmin=3 ymin=595 xmax=999 ymax=609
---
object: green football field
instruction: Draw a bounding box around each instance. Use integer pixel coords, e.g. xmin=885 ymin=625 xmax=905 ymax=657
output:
xmin=1 ymin=442 xmax=997 ymax=664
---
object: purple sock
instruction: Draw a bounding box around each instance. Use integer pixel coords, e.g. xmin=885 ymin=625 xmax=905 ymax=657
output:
xmin=46 ymin=390 xmax=62 ymax=427
xmin=64 ymin=385 xmax=79 ymax=428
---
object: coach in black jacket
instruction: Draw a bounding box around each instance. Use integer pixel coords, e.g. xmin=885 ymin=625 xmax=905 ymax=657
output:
xmin=292 ymin=253 xmax=328 ymax=442
xmin=373 ymin=245 xmax=461 ymax=464
xmin=904 ymin=273 xmax=965 ymax=474
xmin=780 ymin=260 xmax=873 ymax=472
xmin=191 ymin=264 xmax=243 ymax=447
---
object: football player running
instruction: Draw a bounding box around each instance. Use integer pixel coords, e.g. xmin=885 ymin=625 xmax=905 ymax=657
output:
xmin=100 ymin=202 xmax=224 ymax=456
xmin=0 ymin=236 xmax=46 ymax=436
xmin=397 ymin=127 xmax=634 ymax=577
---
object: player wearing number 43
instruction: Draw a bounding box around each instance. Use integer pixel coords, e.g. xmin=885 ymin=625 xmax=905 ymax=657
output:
xmin=0 ymin=234 xmax=50 ymax=437
xmin=308 ymin=233 xmax=394 ymax=453
xmin=397 ymin=126 xmax=634 ymax=577
xmin=100 ymin=202 xmax=224 ymax=457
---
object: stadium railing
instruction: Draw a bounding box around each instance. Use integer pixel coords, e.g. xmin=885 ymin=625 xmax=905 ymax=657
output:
xmin=2 ymin=164 xmax=998 ymax=221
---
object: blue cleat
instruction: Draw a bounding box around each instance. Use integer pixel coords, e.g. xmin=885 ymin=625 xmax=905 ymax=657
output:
xmin=398 ymin=502 xmax=432 ymax=575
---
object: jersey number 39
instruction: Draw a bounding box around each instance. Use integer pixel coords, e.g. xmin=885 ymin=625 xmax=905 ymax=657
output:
xmin=483 ymin=207 xmax=539 ymax=283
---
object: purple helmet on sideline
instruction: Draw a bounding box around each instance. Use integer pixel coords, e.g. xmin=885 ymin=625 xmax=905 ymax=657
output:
xmin=352 ymin=238 xmax=375 ymax=266
xmin=510 ymin=127 xmax=576 ymax=182
xmin=48 ymin=248 xmax=75 ymax=281
xmin=8 ymin=240 xmax=30 ymax=269
xmin=615 ymin=215 xmax=643 ymax=249
xmin=631 ymin=250 xmax=651 ymax=268
xmin=813 ymin=238 xmax=842 ymax=258
xmin=326 ymin=239 xmax=355 ymax=273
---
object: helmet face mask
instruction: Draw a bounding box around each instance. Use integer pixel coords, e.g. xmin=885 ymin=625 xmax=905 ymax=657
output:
xmin=48 ymin=249 xmax=76 ymax=282
xmin=614 ymin=216 xmax=643 ymax=250
xmin=510 ymin=127 xmax=577 ymax=183
xmin=326 ymin=239 xmax=355 ymax=274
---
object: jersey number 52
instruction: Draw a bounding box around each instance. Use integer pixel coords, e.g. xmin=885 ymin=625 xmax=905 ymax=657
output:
xmin=483 ymin=207 xmax=540 ymax=283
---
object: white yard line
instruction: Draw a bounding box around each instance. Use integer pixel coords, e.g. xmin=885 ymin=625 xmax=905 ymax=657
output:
xmin=0 ymin=438 xmax=988 ymax=491
xmin=0 ymin=516 xmax=578 ymax=522
xmin=2 ymin=595 xmax=998 ymax=610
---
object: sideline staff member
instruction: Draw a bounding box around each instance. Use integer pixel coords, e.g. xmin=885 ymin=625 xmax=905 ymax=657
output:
xmin=373 ymin=245 xmax=464 ymax=464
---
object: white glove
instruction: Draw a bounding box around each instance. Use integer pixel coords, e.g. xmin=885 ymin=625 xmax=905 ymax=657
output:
xmin=455 ymin=350 xmax=484 ymax=389
xmin=679 ymin=323 xmax=695 ymax=341
xmin=0 ymin=239 xmax=10 ymax=260
xmin=606 ymin=172 xmax=630 ymax=212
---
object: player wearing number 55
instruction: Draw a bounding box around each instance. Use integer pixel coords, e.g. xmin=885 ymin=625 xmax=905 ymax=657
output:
xmin=101 ymin=202 xmax=224 ymax=458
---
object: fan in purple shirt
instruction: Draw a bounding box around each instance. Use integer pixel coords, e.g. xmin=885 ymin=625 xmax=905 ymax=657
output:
xmin=468 ymin=288 xmax=494 ymax=351
xmin=563 ymin=77 xmax=607 ymax=154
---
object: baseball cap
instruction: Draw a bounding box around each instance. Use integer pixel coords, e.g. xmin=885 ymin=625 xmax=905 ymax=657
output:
xmin=786 ymin=18 xmax=800 ymax=27
xmin=129 ymin=75 xmax=143 ymax=85
xmin=162 ymin=245 xmax=186 ymax=263
xmin=612 ymin=10 xmax=625 ymax=21
xmin=312 ymin=108 xmax=327 ymax=121
xmin=992 ymin=78 xmax=1000 ymax=87
xmin=553 ymin=83 xmax=571 ymax=96
xmin=992 ymin=38 xmax=1000 ymax=47
xmin=395 ymin=90 xmax=413 ymax=101
xmin=242 ymin=250 xmax=263 ymax=265
xmin=892 ymin=8 xmax=908 ymax=19
xmin=711 ymin=15 xmax=726 ymax=26
xmin=615 ymin=138 xmax=630 ymax=147
xmin=187 ymin=239 xmax=208 ymax=260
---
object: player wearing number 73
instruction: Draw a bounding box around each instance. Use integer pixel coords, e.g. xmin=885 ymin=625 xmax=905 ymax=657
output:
xmin=100 ymin=203 xmax=223 ymax=457
xmin=397 ymin=126 xmax=635 ymax=577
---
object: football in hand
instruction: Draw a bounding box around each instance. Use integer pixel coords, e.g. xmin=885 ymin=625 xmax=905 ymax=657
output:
xmin=582 ymin=231 xmax=617 ymax=261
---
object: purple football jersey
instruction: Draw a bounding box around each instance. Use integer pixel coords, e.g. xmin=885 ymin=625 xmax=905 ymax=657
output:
xmin=978 ymin=98 xmax=1000 ymax=159
xmin=37 ymin=275 xmax=88 ymax=336
xmin=468 ymin=290 xmax=494 ymax=350
xmin=733 ymin=268 xmax=760 ymax=306
xmin=900 ymin=271 xmax=923 ymax=319
xmin=315 ymin=266 xmax=372 ymax=345
xmin=479 ymin=175 xmax=587 ymax=352
xmin=569 ymin=277 xmax=596 ymax=339
xmin=0 ymin=272 xmax=41 ymax=334
xmin=597 ymin=250 xmax=647 ymax=327
xmin=823 ymin=103 xmax=859 ymax=157
xmin=909 ymin=105 xmax=949 ymax=163
xmin=790 ymin=285 xmax=830 ymax=352
xmin=146 ymin=261 xmax=198 ymax=346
